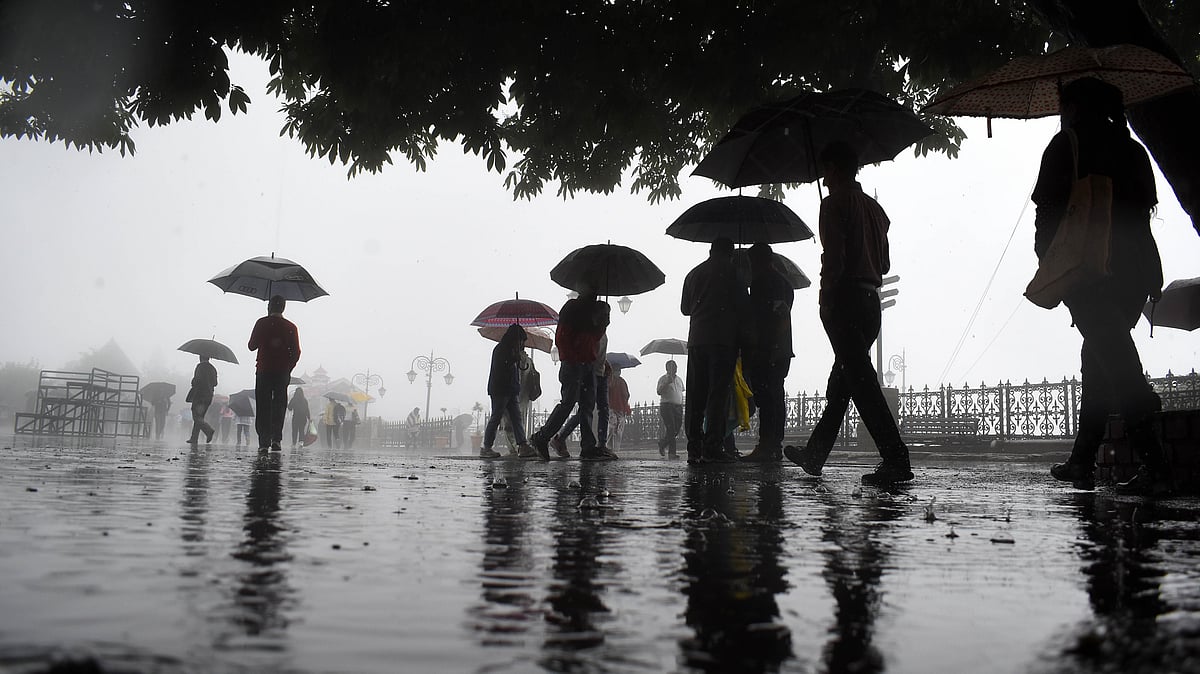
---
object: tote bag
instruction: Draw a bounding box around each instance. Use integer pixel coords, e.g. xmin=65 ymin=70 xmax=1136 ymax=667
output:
xmin=1025 ymin=130 xmax=1113 ymax=309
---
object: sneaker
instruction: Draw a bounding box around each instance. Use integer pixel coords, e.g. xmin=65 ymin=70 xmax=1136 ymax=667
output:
xmin=860 ymin=461 xmax=914 ymax=486
xmin=784 ymin=445 xmax=824 ymax=476
xmin=517 ymin=443 xmax=539 ymax=459
xmin=550 ymin=435 xmax=570 ymax=458
xmin=479 ymin=447 xmax=502 ymax=459
xmin=740 ymin=444 xmax=782 ymax=463
xmin=1115 ymin=465 xmax=1171 ymax=497
xmin=530 ymin=435 xmax=551 ymax=461
xmin=1049 ymin=461 xmax=1095 ymax=490
xmin=580 ymin=446 xmax=619 ymax=461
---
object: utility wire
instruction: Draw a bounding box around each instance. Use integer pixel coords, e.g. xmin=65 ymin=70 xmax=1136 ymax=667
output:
xmin=957 ymin=297 xmax=1025 ymax=383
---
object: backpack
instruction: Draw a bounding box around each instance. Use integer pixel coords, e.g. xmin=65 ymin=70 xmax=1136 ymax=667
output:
xmin=524 ymin=364 xmax=542 ymax=401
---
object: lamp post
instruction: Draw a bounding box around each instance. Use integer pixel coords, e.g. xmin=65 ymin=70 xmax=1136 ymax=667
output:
xmin=617 ymin=296 xmax=633 ymax=314
xmin=406 ymin=351 xmax=453 ymax=422
xmin=884 ymin=352 xmax=907 ymax=392
xmin=352 ymin=370 xmax=385 ymax=420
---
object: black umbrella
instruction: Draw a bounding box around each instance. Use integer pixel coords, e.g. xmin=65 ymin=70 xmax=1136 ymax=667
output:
xmin=208 ymin=253 xmax=328 ymax=302
xmin=693 ymin=88 xmax=934 ymax=188
xmin=732 ymin=249 xmax=812 ymax=290
xmin=550 ymin=243 xmax=665 ymax=296
xmin=178 ymin=338 xmax=239 ymax=364
xmin=1143 ymin=277 xmax=1200 ymax=332
xmin=666 ymin=196 xmax=813 ymax=244
xmin=140 ymin=381 xmax=176 ymax=402
xmin=229 ymin=389 xmax=256 ymax=417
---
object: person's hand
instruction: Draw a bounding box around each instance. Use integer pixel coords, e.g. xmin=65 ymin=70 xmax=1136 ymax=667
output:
xmin=1150 ymin=287 xmax=1163 ymax=302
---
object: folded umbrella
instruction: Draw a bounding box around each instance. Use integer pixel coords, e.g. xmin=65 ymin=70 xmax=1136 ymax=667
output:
xmin=666 ymin=196 xmax=813 ymax=244
xmin=178 ymin=338 xmax=239 ymax=364
xmin=550 ymin=243 xmax=665 ymax=296
xmin=208 ymin=253 xmax=328 ymax=302
xmin=1144 ymin=277 xmax=1200 ymax=331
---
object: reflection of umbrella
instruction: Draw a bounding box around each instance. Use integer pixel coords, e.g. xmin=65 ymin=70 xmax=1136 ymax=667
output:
xmin=605 ymin=352 xmax=641 ymax=369
xmin=693 ymin=88 xmax=934 ymax=187
xmin=471 ymin=294 xmax=559 ymax=327
xmin=229 ymin=390 xmax=256 ymax=417
xmin=1143 ymin=277 xmax=1200 ymax=331
xmin=550 ymin=244 xmax=665 ymax=296
xmin=208 ymin=253 xmax=328 ymax=302
xmin=178 ymin=338 xmax=239 ymax=364
xmin=732 ymin=249 xmax=812 ymax=290
xmin=666 ymin=196 xmax=813 ymax=244
xmin=640 ymin=338 xmax=688 ymax=357
xmin=140 ymin=381 xmax=176 ymax=402
xmin=323 ymin=391 xmax=353 ymax=403
xmin=478 ymin=325 xmax=554 ymax=354
xmin=290 ymin=376 xmax=306 ymax=385
xmin=924 ymin=44 xmax=1195 ymax=124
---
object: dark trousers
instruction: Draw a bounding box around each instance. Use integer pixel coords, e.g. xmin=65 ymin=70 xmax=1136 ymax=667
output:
xmin=255 ymin=371 xmax=291 ymax=447
xmin=745 ymin=355 xmax=791 ymax=449
xmin=291 ymin=415 xmax=308 ymax=446
xmin=484 ymin=394 xmax=527 ymax=448
xmin=534 ymin=361 xmax=596 ymax=449
xmin=684 ymin=344 xmax=738 ymax=455
xmin=1065 ymin=283 xmax=1162 ymax=467
xmin=808 ymin=286 xmax=907 ymax=463
xmin=658 ymin=402 xmax=683 ymax=453
xmin=189 ymin=399 xmax=214 ymax=443
xmin=559 ymin=371 xmax=608 ymax=448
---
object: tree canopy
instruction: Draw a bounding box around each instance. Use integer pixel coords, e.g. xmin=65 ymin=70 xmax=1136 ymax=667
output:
xmin=1 ymin=0 xmax=1197 ymax=215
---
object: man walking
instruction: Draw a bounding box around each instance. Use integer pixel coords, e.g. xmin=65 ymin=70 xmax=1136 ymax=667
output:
xmin=681 ymin=236 xmax=748 ymax=463
xmin=187 ymin=356 xmax=218 ymax=448
xmin=248 ymin=294 xmax=301 ymax=452
xmin=656 ymin=360 xmax=684 ymax=458
xmin=784 ymin=141 xmax=912 ymax=485
xmin=741 ymin=242 xmax=794 ymax=462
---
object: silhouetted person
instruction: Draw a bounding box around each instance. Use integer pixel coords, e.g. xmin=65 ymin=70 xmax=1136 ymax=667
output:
xmin=1037 ymin=78 xmax=1168 ymax=495
xmin=287 ymin=387 xmax=310 ymax=449
xmin=785 ymin=141 xmax=911 ymax=486
xmin=480 ymin=323 xmax=534 ymax=459
xmin=406 ymin=406 xmax=421 ymax=448
xmin=345 ymin=408 xmax=359 ymax=447
xmin=248 ymin=295 xmax=301 ymax=452
xmin=550 ymin=332 xmax=609 ymax=458
xmin=656 ymin=360 xmax=684 ymax=458
xmin=186 ymin=356 xmax=217 ymax=448
xmin=741 ymin=243 xmax=795 ymax=463
xmin=151 ymin=395 xmax=171 ymax=440
xmin=681 ymin=236 xmax=747 ymax=463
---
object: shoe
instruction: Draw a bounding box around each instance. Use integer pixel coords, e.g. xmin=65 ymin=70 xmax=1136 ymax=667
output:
xmin=1115 ymin=466 xmax=1171 ymax=497
xmin=187 ymin=439 xmax=198 ymax=449
xmin=860 ymin=461 xmax=914 ymax=486
xmin=1049 ymin=461 xmax=1095 ymax=490
xmin=740 ymin=444 xmax=782 ymax=463
xmin=506 ymin=447 xmax=519 ymax=457
xmin=530 ymin=435 xmax=551 ymax=461
xmin=580 ymin=446 xmax=619 ymax=461
xmin=699 ymin=449 xmax=738 ymax=464
xmin=479 ymin=447 xmax=502 ymax=459
xmin=658 ymin=445 xmax=666 ymax=457
xmin=517 ymin=443 xmax=540 ymax=459
xmin=784 ymin=445 xmax=824 ymax=476
xmin=270 ymin=442 xmax=282 ymax=452
xmin=204 ymin=429 xmax=215 ymax=444
xmin=550 ymin=435 xmax=570 ymax=458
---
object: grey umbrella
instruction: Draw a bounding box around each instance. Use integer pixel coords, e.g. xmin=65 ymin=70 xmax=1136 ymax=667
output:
xmin=178 ymin=338 xmax=239 ymax=364
xmin=639 ymin=338 xmax=688 ymax=357
xmin=208 ymin=253 xmax=328 ymax=302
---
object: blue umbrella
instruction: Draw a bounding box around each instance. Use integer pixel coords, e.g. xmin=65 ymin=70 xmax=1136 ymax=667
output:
xmin=605 ymin=352 xmax=641 ymax=369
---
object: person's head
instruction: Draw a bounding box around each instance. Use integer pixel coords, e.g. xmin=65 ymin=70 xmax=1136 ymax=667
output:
xmin=819 ymin=140 xmax=859 ymax=189
xmin=710 ymin=236 xmax=735 ymax=259
xmin=748 ymin=242 xmax=774 ymax=275
xmin=1059 ymin=77 xmax=1126 ymax=129
xmin=502 ymin=323 xmax=527 ymax=350
xmin=294 ymin=387 xmax=305 ymax=398
xmin=611 ymin=364 xmax=622 ymax=377
xmin=268 ymin=295 xmax=286 ymax=315
xmin=199 ymin=355 xmax=210 ymax=363
xmin=665 ymin=360 xmax=677 ymax=375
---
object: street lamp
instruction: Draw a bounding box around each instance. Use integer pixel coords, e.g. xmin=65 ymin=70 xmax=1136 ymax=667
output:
xmin=884 ymin=352 xmax=907 ymax=392
xmin=617 ymin=296 xmax=633 ymax=314
xmin=352 ymin=370 xmax=385 ymax=420
xmin=406 ymin=351 xmax=452 ymax=422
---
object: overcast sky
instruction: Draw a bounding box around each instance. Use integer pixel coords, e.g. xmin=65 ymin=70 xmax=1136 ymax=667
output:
xmin=2 ymin=51 xmax=1197 ymax=422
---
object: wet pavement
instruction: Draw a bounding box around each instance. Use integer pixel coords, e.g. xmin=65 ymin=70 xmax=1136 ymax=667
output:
xmin=1 ymin=437 xmax=1198 ymax=673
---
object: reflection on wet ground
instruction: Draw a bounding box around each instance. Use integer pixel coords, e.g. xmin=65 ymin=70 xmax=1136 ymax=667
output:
xmin=1 ymin=439 xmax=1198 ymax=673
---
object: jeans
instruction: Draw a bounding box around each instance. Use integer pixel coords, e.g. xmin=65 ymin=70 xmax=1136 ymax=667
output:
xmin=189 ymin=398 xmax=214 ymax=443
xmin=255 ymin=371 xmax=291 ymax=447
xmin=484 ymin=394 xmax=527 ymax=449
xmin=558 ymin=371 xmax=607 ymax=448
xmin=291 ymin=415 xmax=308 ymax=446
xmin=658 ymin=402 xmax=683 ymax=453
xmin=534 ymin=361 xmax=596 ymax=449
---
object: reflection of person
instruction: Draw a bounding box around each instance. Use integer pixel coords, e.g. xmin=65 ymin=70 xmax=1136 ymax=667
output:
xmin=1036 ymin=78 xmax=1167 ymax=495
xmin=785 ymin=141 xmax=911 ymax=486
xmin=151 ymin=395 xmax=171 ymax=440
xmin=530 ymin=292 xmax=615 ymax=461
xmin=187 ymin=356 xmax=217 ymax=448
xmin=287 ymin=387 xmax=310 ymax=449
xmin=656 ymin=360 xmax=684 ymax=458
xmin=480 ymin=323 xmax=533 ymax=459
xmin=248 ymin=295 xmax=301 ymax=452
xmin=233 ymin=451 xmax=291 ymax=635
xmin=607 ymin=365 xmax=631 ymax=453
xmin=681 ymin=236 xmax=747 ymax=463
xmin=741 ymin=243 xmax=795 ymax=463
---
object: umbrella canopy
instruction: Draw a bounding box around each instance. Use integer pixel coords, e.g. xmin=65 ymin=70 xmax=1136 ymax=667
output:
xmin=550 ymin=243 xmax=665 ymax=296
xmin=140 ymin=381 xmax=176 ymax=402
xmin=732 ymin=249 xmax=812 ymax=290
xmin=470 ymin=294 xmax=559 ymax=328
xmin=1143 ymin=277 xmax=1200 ymax=331
xmin=229 ymin=389 xmax=256 ymax=417
xmin=693 ymin=88 xmax=934 ymax=187
xmin=290 ymin=376 xmax=306 ymax=385
xmin=666 ymin=196 xmax=814 ymax=244
xmin=478 ymin=325 xmax=554 ymax=354
xmin=208 ymin=254 xmax=328 ymax=302
xmin=924 ymin=44 xmax=1195 ymax=121
xmin=178 ymin=338 xmax=239 ymax=364
xmin=605 ymin=352 xmax=641 ymax=369
xmin=323 ymin=391 xmax=353 ymax=403
xmin=640 ymin=338 xmax=688 ymax=357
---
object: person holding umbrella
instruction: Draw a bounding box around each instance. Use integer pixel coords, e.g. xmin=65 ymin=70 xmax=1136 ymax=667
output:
xmin=248 ymin=295 xmax=301 ymax=452
xmin=740 ymin=243 xmax=795 ymax=462
xmin=288 ymin=387 xmax=310 ymax=449
xmin=186 ymin=356 xmax=218 ymax=448
xmin=784 ymin=141 xmax=911 ymax=485
xmin=480 ymin=323 xmax=535 ymax=459
xmin=151 ymin=395 xmax=171 ymax=440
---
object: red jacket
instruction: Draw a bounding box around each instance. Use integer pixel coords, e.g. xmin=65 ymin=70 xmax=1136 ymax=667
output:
xmin=248 ymin=315 xmax=301 ymax=374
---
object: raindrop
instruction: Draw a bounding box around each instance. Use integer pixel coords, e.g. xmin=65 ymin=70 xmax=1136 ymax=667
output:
xmin=851 ymin=487 xmax=862 ymax=498
xmin=568 ymin=480 xmax=581 ymax=490
xmin=492 ymin=477 xmax=508 ymax=488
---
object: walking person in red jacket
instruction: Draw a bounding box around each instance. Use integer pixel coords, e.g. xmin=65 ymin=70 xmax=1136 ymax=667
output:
xmin=248 ymin=295 xmax=301 ymax=452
